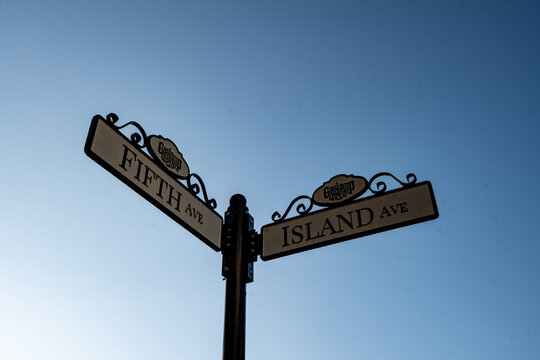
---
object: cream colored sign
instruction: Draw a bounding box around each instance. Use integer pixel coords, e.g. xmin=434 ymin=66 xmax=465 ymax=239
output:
xmin=85 ymin=117 xmax=222 ymax=251
xmin=261 ymin=182 xmax=437 ymax=260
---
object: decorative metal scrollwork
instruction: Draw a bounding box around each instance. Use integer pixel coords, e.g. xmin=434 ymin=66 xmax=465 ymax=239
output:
xmin=94 ymin=112 xmax=217 ymax=210
xmin=271 ymin=195 xmax=313 ymax=222
xmin=95 ymin=112 xmax=149 ymax=150
xmin=367 ymin=172 xmax=417 ymax=194
xmin=271 ymin=172 xmax=418 ymax=223
xmin=187 ymin=173 xmax=217 ymax=210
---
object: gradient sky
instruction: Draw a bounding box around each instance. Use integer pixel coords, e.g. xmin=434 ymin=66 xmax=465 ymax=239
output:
xmin=1 ymin=1 xmax=539 ymax=359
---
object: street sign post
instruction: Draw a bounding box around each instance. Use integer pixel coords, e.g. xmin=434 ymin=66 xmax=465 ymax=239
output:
xmin=85 ymin=114 xmax=222 ymax=251
xmin=85 ymin=114 xmax=439 ymax=360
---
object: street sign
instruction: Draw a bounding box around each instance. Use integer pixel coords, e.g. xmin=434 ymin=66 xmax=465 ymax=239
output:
xmin=85 ymin=112 xmax=440 ymax=360
xmin=85 ymin=114 xmax=222 ymax=251
xmin=261 ymin=180 xmax=438 ymax=261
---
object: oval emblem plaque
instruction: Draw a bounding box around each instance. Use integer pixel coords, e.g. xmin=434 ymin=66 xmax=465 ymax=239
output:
xmin=312 ymin=174 xmax=368 ymax=206
xmin=147 ymin=135 xmax=190 ymax=179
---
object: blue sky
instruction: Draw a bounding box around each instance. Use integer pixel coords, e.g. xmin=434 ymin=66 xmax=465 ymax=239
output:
xmin=1 ymin=1 xmax=539 ymax=359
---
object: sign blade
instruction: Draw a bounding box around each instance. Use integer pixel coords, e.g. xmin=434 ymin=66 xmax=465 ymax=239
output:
xmin=85 ymin=116 xmax=222 ymax=251
xmin=261 ymin=182 xmax=438 ymax=261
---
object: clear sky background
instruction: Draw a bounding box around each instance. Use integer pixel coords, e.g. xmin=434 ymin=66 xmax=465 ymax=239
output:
xmin=1 ymin=1 xmax=539 ymax=359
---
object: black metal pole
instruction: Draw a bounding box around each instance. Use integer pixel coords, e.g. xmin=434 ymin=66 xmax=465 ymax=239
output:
xmin=222 ymin=194 xmax=254 ymax=360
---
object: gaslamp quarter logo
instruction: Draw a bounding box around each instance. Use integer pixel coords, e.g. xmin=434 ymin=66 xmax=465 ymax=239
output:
xmin=148 ymin=135 xmax=190 ymax=179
